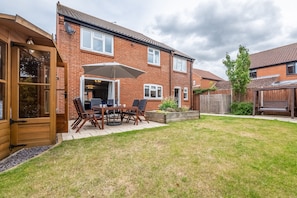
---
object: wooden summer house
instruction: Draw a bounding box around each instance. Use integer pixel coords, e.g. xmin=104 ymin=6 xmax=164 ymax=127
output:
xmin=0 ymin=14 xmax=68 ymax=160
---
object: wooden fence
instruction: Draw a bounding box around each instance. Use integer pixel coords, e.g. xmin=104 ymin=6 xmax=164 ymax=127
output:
xmin=193 ymin=88 xmax=296 ymax=114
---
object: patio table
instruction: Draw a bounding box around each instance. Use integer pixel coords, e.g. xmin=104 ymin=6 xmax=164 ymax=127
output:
xmin=92 ymin=105 xmax=139 ymax=129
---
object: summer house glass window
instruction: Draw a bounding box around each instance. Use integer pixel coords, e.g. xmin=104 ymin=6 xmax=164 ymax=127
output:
xmin=0 ymin=41 xmax=6 ymax=120
xmin=81 ymin=27 xmax=113 ymax=55
xmin=144 ymin=84 xmax=162 ymax=99
xmin=184 ymin=87 xmax=188 ymax=100
xmin=19 ymin=47 xmax=51 ymax=118
xmin=173 ymin=57 xmax=187 ymax=72
xmin=148 ymin=48 xmax=160 ymax=65
xmin=287 ymin=62 xmax=297 ymax=75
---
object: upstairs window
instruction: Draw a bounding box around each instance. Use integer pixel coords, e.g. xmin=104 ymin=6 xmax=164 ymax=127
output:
xmin=144 ymin=84 xmax=162 ymax=99
xmin=249 ymin=69 xmax=257 ymax=78
xmin=173 ymin=57 xmax=187 ymax=73
xmin=81 ymin=27 xmax=113 ymax=55
xmin=287 ymin=62 xmax=297 ymax=75
xmin=148 ymin=48 xmax=160 ymax=66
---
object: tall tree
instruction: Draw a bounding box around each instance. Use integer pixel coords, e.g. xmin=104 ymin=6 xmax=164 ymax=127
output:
xmin=223 ymin=45 xmax=251 ymax=101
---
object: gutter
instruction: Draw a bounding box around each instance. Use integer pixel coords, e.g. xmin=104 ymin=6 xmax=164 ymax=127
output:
xmin=63 ymin=16 xmax=173 ymax=53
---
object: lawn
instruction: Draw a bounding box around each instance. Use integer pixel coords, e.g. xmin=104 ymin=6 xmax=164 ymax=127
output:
xmin=0 ymin=115 xmax=297 ymax=197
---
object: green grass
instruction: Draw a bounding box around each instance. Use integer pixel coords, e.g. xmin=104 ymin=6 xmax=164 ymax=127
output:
xmin=1 ymin=115 xmax=297 ymax=197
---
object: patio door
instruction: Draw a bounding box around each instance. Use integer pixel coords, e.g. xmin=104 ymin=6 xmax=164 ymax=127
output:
xmin=10 ymin=43 xmax=57 ymax=147
xmin=80 ymin=76 xmax=119 ymax=106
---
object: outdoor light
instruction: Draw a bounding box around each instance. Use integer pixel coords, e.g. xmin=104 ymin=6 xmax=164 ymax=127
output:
xmin=26 ymin=37 xmax=34 ymax=54
xmin=26 ymin=37 xmax=34 ymax=45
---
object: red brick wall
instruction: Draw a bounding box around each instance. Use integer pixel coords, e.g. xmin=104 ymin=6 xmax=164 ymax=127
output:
xmin=192 ymin=73 xmax=202 ymax=88
xmin=57 ymin=16 xmax=192 ymax=119
xmin=192 ymin=73 xmax=218 ymax=89
xmin=171 ymin=61 xmax=192 ymax=108
xmin=201 ymin=79 xmax=217 ymax=88
xmin=257 ymin=64 xmax=297 ymax=81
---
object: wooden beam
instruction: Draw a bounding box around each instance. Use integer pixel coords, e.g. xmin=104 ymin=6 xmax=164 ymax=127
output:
xmin=291 ymin=88 xmax=295 ymax=119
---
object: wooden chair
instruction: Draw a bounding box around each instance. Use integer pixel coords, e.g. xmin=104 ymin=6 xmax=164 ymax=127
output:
xmin=90 ymin=98 xmax=102 ymax=108
xmin=137 ymin=99 xmax=149 ymax=123
xmin=122 ymin=99 xmax=149 ymax=124
xmin=73 ymin=97 xmax=102 ymax=132
xmin=105 ymin=99 xmax=122 ymax=123
xmin=71 ymin=98 xmax=83 ymax=130
xmin=122 ymin=99 xmax=139 ymax=122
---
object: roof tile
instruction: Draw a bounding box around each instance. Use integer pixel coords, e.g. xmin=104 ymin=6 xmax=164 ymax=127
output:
xmin=57 ymin=3 xmax=194 ymax=60
xmin=193 ymin=68 xmax=224 ymax=81
xmin=250 ymin=43 xmax=297 ymax=69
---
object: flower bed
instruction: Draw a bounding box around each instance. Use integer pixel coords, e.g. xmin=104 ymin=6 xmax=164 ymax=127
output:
xmin=146 ymin=110 xmax=200 ymax=124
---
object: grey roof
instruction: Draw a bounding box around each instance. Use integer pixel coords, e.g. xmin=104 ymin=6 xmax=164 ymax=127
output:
xmin=214 ymin=81 xmax=231 ymax=90
xmin=250 ymin=42 xmax=297 ymax=69
xmin=215 ymin=76 xmax=282 ymax=90
xmin=57 ymin=2 xmax=194 ymax=60
xmin=248 ymin=76 xmax=280 ymax=89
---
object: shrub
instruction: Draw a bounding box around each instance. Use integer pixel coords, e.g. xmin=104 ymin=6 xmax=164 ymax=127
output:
xmin=177 ymin=106 xmax=190 ymax=112
xmin=159 ymin=97 xmax=178 ymax=111
xmin=230 ymin=102 xmax=253 ymax=115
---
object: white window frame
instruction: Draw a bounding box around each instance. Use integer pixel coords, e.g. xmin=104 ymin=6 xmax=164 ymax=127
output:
xmin=80 ymin=27 xmax=114 ymax=56
xmin=147 ymin=47 xmax=160 ymax=66
xmin=287 ymin=62 xmax=297 ymax=75
xmin=173 ymin=56 xmax=187 ymax=73
xmin=183 ymin=87 xmax=188 ymax=101
xmin=144 ymin=84 xmax=163 ymax=99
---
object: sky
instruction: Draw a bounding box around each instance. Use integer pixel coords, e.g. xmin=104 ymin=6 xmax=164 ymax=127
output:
xmin=1 ymin=0 xmax=297 ymax=80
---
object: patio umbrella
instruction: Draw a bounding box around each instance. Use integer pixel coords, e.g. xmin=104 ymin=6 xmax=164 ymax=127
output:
xmin=82 ymin=61 xmax=145 ymax=104
xmin=82 ymin=62 xmax=145 ymax=125
xmin=82 ymin=62 xmax=145 ymax=79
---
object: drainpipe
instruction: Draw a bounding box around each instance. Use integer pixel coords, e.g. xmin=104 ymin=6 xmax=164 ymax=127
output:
xmin=169 ymin=51 xmax=174 ymax=97
xmin=189 ymin=60 xmax=194 ymax=109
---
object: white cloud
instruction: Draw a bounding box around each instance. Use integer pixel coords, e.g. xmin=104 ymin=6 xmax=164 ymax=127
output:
xmin=1 ymin=0 xmax=297 ymax=80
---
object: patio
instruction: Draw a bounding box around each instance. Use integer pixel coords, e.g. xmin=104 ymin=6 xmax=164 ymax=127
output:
xmin=62 ymin=120 xmax=167 ymax=141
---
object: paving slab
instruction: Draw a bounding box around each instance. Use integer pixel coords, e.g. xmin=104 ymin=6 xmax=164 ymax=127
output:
xmin=62 ymin=120 xmax=167 ymax=141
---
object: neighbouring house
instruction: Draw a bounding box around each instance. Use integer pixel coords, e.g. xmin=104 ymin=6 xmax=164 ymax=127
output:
xmin=0 ymin=13 xmax=67 ymax=160
xmin=249 ymin=43 xmax=297 ymax=118
xmin=249 ymin=42 xmax=297 ymax=84
xmin=200 ymin=43 xmax=297 ymax=116
xmin=192 ymin=68 xmax=224 ymax=89
xmin=56 ymin=3 xmax=195 ymax=119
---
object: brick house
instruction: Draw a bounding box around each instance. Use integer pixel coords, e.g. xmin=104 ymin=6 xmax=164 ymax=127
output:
xmin=249 ymin=42 xmax=297 ymax=83
xmin=192 ymin=68 xmax=224 ymax=89
xmin=210 ymin=42 xmax=297 ymax=95
xmin=249 ymin=43 xmax=297 ymax=117
xmin=56 ymin=3 xmax=195 ymax=119
xmin=201 ymin=43 xmax=297 ymax=115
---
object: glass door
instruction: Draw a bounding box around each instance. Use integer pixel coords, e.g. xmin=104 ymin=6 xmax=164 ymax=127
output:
xmin=11 ymin=43 xmax=57 ymax=146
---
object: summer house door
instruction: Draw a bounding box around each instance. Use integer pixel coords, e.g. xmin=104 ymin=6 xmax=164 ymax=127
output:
xmin=11 ymin=43 xmax=57 ymax=147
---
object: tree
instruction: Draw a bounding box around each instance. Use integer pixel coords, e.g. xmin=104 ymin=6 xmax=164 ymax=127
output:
xmin=223 ymin=45 xmax=251 ymax=102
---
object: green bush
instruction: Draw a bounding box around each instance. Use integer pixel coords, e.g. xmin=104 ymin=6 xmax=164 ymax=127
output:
xmin=230 ymin=102 xmax=253 ymax=115
xmin=159 ymin=97 xmax=178 ymax=111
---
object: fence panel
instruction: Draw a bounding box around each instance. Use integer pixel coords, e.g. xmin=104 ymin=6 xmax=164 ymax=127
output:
xmin=200 ymin=94 xmax=231 ymax=114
